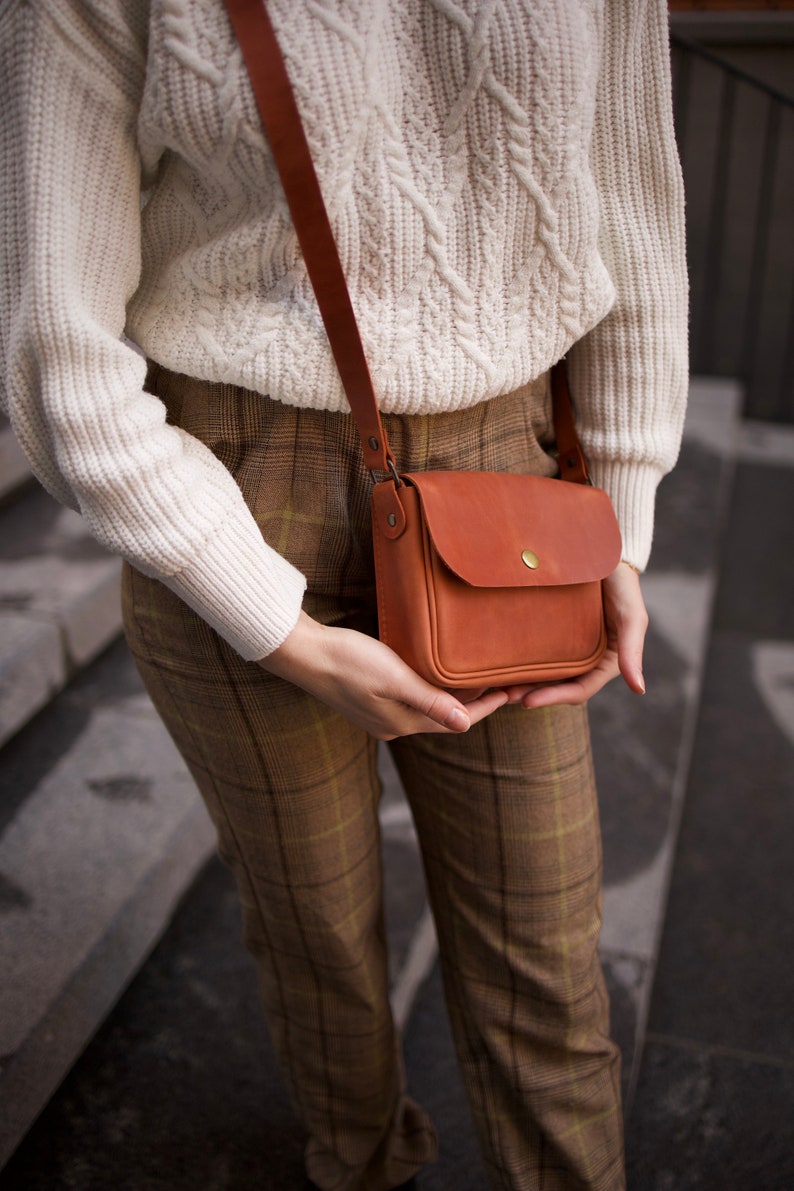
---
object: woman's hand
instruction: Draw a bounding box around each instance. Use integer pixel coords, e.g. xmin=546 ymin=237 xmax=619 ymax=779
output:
xmin=258 ymin=611 xmax=509 ymax=740
xmin=502 ymin=562 xmax=648 ymax=709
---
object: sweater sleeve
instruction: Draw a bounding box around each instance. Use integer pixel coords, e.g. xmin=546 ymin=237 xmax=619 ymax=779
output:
xmin=566 ymin=0 xmax=689 ymax=572
xmin=0 ymin=0 xmax=305 ymax=660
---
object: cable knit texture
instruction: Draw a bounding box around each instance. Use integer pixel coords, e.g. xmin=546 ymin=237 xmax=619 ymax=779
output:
xmin=0 ymin=0 xmax=687 ymax=660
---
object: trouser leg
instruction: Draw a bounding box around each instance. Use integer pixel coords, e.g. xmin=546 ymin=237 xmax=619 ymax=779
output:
xmin=121 ymin=563 xmax=436 ymax=1191
xmin=390 ymin=704 xmax=624 ymax=1191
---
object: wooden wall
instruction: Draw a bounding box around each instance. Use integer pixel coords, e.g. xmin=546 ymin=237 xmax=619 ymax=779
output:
xmin=669 ymin=2 xmax=794 ymax=11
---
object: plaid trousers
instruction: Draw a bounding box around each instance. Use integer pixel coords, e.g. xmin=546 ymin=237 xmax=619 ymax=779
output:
xmin=121 ymin=365 xmax=625 ymax=1191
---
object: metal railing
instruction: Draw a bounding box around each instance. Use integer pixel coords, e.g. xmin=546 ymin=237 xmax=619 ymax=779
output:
xmin=671 ymin=34 xmax=794 ymax=422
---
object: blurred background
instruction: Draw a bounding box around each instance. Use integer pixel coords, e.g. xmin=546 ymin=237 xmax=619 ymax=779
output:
xmin=1 ymin=2 xmax=792 ymax=1188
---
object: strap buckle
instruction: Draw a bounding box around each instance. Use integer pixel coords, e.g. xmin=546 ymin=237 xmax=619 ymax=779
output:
xmin=369 ymin=459 xmax=402 ymax=487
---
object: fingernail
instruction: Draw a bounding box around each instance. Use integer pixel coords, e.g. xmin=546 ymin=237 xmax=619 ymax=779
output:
xmin=638 ymin=675 xmax=646 ymax=694
xmin=444 ymin=707 xmax=469 ymax=731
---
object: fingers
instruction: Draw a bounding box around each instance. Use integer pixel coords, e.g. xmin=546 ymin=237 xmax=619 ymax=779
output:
xmin=262 ymin=615 xmax=456 ymax=738
xmin=448 ymin=687 xmax=489 ymax=704
xmin=264 ymin=608 xmax=645 ymax=735
xmin=414 ymin=684 xmax=509 ymax=734
xmin=421 ymin=690 xmax=471 ymax=732
xmin=516 ymin=563 xmax=650 ymax=709
xmin=499 ymin=684 xmax=539 ymax=705
xmin=604 ymin=563 xmax=649 ymax=695
xmin=615 ymin=593 xmax=648 ymax=695
xmin=618 ymin=626 xmax=647 ymax=694
xmin=519 ymin=654 xmax=620 ymax=709
xmin=461 ymin=688 xmax=511 ymax=723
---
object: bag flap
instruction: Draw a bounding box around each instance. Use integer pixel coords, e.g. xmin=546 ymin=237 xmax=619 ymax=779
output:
xmin=403 ymin=471 xmax=622 ymax=588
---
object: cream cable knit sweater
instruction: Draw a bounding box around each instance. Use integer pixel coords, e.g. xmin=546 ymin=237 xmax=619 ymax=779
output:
xmin=0 ymin=0 xmax=688 ymax=661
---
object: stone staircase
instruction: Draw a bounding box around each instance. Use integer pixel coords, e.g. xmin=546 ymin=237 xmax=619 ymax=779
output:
xmin=0 ymin=423 xmax=216 ymax=1165
xmin=0 ymin=417 xmax=122 ymax=746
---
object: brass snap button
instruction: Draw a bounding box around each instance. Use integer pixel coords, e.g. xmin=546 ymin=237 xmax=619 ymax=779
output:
xmin=521 ymin=549 xmax=539 ymax=570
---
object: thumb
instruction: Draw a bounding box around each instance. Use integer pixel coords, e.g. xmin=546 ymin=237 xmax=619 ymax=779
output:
xmin=605 ymin=564 xmax=648 ymax=695
xmin=615 ymin=599 xmax=648 ymax=695
xmin=618 ymin=629 xmax=646 ymax=694
xmin=420 ymin=688 xmax=471 ymax=732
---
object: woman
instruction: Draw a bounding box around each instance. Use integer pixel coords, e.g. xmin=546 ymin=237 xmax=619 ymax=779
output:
xmin=0 ymin=1 xmax=687 ymax=1188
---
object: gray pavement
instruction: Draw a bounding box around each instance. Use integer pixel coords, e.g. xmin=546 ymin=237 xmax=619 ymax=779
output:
xmin=0 ymin=379 xmax=792 ymax=1189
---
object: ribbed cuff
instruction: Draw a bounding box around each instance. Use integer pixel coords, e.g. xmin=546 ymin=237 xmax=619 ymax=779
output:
xmin=161 ymin=513 xmax=307 ymax=661
xmin=588 ymin=460 xmax=664 ymax=573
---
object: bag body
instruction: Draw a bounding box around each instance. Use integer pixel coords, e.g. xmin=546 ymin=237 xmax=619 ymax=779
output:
xmin=372 ymin=470 xmax=622 ymax=688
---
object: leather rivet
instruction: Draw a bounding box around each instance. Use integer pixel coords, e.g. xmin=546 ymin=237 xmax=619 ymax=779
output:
xmin=521 ymin=549 xmax=539 ymax=570
xmin=368 ymin=436 xmax=379 ymax=450
xmin=387 ymin=513 xmax=397 ymax=527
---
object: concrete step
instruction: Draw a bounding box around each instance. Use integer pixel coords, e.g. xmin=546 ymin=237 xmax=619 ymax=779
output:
xmin=0 ymin=640 xmax=216 ymax=1167
xmin=0 ymin=485 xmax=123 ymax=747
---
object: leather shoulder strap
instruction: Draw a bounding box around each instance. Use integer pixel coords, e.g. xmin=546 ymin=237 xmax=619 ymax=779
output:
xmin=223 ymin=0 xmax=588 ymax=485
xmin=552 ymin=363 xmax=590 ymax=485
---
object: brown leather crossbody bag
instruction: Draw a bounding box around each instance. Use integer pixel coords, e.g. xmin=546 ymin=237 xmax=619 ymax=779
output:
xmin=224 ymin=0 xmax=622 ymax=688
